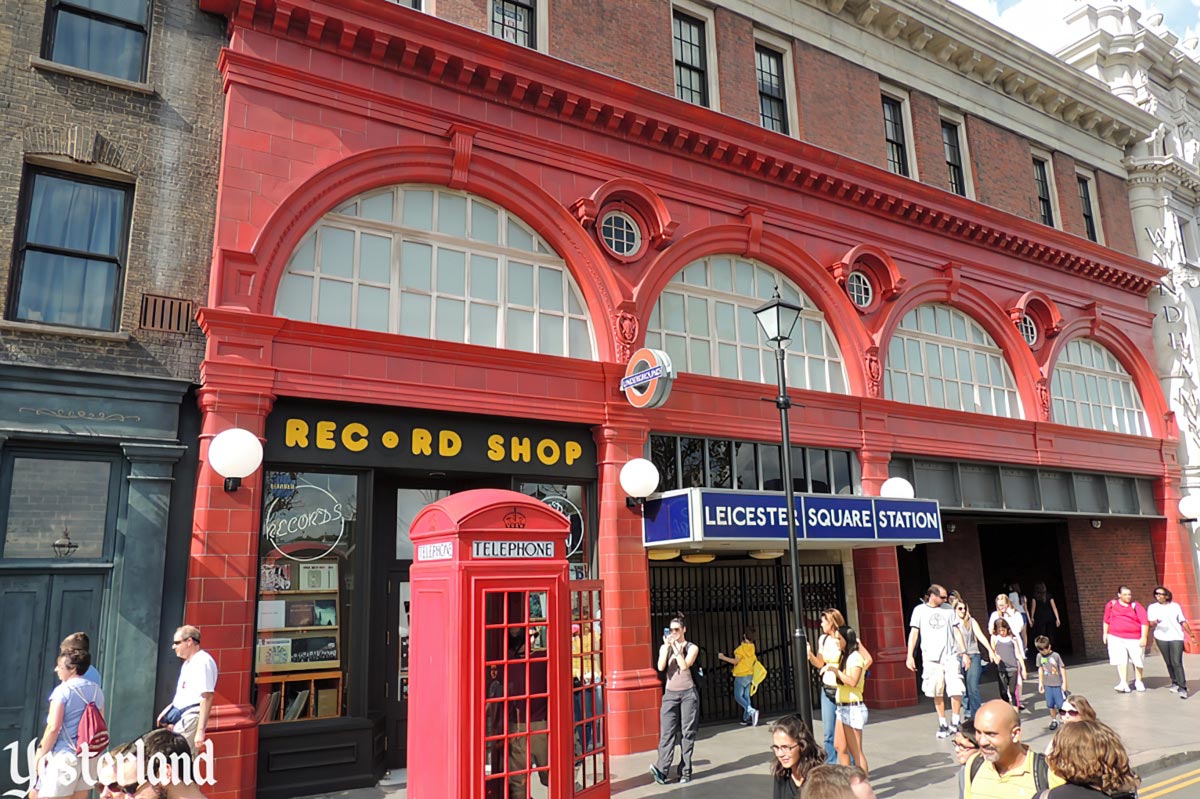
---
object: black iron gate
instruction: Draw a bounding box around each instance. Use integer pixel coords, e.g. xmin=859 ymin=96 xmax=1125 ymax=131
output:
xmin=649 ymin=561 xmax=846 ymax=723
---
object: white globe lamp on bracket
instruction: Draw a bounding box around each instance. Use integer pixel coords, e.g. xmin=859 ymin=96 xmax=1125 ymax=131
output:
xmin=620 ymin=457 xmax=660 ymax=510
xmin=1179 ymin=494 xmax=1200 ymax=523
xmin=879 ymin=476 xmax=916 ymax=499
xmin=208 ymin=428 xmax=264 ymax=492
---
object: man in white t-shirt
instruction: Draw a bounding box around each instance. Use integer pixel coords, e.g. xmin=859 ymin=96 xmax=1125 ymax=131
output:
xmin=157 ymin=625 xmax=218 ymax=753
xmin=906 ymin=583 xmax=969 ymax=739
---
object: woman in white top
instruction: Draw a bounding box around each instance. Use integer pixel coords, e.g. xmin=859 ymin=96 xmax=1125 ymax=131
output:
xmin=989 ymin=594 xmax=1027 ymax=710
xmin=1147 ymin=586 xmax=1198 ymax=699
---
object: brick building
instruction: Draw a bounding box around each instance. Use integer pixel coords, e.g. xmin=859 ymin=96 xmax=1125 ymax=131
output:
xmin=0 ymin=0 xmax=226 ymax=786
xmin=171 ymin=0 xmax=1199 ymax=798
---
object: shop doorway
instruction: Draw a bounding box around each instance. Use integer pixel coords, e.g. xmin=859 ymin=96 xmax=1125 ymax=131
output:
xmin=978 ymin=521 xmax=1075 ymax=656
xmin=378 ymin=477 xmax=506 ymax=770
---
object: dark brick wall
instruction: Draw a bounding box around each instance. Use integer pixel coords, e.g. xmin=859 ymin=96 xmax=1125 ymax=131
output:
xmin=1052 ymin=151 xmax=1085 ymax=239
xmin=436 ymin=0 xmax=489 ymax=33
xmin=1095 ymin=170 xmax=1139 ymax=257
xmin=924 ymin=520 xmax=988 ymax=619
xmin=4 ymin=457 xmax=111 ymax=557
xmin=552 ymin=0 xmax=674 ymax=97
xmin=712 ymin=7 xmax=758 ymax=126
xmin=1064 ymin=518 xmax=1158 ymax=661
xmin=910 ymin=90 xmax=950 ymax=193
xmin=794 ymin=41 xmax=885 ymax=168
xmin=965 ymin=115 xmax=1039 ymax=223
xmin=0 ymin=0 xmax=226 ymax=381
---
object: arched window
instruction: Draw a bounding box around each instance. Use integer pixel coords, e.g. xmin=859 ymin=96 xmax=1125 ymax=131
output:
xmin=884 ymin=303 xmax=1022 ymax=417
xmin=274 ymin=185 xmax=596 ymax=359
xmin=643 ymin=256 xmax=847 ymax=392
xmin=1051 ymin=338 xmax=1149 ymax=435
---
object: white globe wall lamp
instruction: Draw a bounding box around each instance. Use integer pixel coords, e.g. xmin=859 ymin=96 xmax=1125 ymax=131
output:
xmin=1179 ymin=494 xmax=1200 ymax=524
xmin=620 ymin=457 xmax=660 ymax=510
xmin=208 ymin=428 xmax=265 ymax=492
xmin=879 ymin=476 xmax=916 ymax=499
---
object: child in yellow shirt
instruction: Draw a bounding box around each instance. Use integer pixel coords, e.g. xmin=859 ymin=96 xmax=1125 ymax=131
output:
xmin=719 ymin=628 xmax=759 ymax=726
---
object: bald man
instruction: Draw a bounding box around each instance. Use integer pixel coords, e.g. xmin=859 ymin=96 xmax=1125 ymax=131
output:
xmin=961 ymin=700 xmax=1062 ymax=799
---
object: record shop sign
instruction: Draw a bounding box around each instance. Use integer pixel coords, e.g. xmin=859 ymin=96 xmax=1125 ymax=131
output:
xmin=265 ymin=401 xmax=597 ymax=478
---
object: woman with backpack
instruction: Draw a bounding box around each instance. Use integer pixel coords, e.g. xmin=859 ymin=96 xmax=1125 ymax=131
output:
xmin=718 ymin=626 xmax=760 ymax=727
xmin=30 ymin=647 xmax=106 ymax=799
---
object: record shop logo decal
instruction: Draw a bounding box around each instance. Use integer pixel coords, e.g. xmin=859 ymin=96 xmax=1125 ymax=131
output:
xmin=263 ymin=477 xmax=347 ymax=562
xmin=622 ymin=348 xmax=675 ymax=409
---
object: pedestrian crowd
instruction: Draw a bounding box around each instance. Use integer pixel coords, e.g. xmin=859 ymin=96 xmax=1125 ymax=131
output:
xmin=27 ymin=625 xmax=216 ymax=799
xmin=648 ymin=582 xmax=1193 ymax=798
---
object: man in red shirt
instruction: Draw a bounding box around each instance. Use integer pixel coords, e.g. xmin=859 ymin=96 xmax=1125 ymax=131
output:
xmin=1102 ymin=586 xmax=1149 ymax=692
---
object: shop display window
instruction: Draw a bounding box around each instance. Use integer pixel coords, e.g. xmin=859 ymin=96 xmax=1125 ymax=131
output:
xmin=253 ymin=470 xmax=357 ymax=723
xmin=519 ymin=482 xmax=592 ymax=580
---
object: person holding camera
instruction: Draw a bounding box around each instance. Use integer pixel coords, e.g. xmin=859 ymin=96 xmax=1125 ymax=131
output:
xmin=649 ymin=612 xmax=699 ymax=785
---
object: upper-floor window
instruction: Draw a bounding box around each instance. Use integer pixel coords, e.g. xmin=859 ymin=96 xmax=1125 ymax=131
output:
xmin=755 ymin=45 xmax=788 ymax=135
xmin=649 ymin=434 xmax=857 ymax=495
xmin=1076 ymin=172 xmax=1101 ymax=243
xmin=43 ymin=0 xmax=151 ymax=83
xmin=274 ymin=185 xmax=596 ymax=359
xmin=884 ymin=303 xmax=1022 ymax=418
xmin=1033 ymin=157 xmax=1056 ymax=227
xmin=8 ymin=167 xmax=131 ymax=331
xmin=492 ymin=0 xmax=535 ymax=48
xmin=1051 ymin=338 xmax=1148 ymax=436
xmin=942 ymin=121 xmax=966 ymax=196
xmin=673 ymin=10 xmax=708 ymax=107
xmin=644 ymin=256 xmax=847 ymax=393
xmin=882 ymin=95 xmax=911 ymax=178
xmin=1 ymin=450 xmax=120 ymax=560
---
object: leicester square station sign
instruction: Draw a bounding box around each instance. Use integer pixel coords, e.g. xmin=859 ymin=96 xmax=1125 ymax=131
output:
xmin=642 ymin=487 xmax=943 ymax=549
xmin=265 ymin=400 xmax=597 ymax=479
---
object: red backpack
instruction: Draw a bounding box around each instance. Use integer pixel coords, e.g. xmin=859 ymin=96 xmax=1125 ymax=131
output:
xmin=69 ymin=684 xmax=109 ymax=755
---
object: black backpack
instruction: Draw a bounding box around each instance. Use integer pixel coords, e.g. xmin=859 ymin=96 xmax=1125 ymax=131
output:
xmin=969 ymin=750 xmax=1050 ymax=793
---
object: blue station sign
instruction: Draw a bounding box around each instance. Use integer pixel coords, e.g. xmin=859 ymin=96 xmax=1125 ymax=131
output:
xmin=643 ymin=488 xmax=942 ymax=549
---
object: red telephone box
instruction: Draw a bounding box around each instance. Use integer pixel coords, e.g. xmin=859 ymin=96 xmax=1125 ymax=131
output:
xmin=407 ymin=489 xmax=573 ymax=799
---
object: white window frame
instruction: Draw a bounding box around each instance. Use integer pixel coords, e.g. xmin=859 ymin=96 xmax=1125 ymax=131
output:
xmin=1178 ymin=210 xmax=1199 ymax=267
xmin=753 ymin=29 xmax=798 ymax=139
xmin=1050 ymin=338 xmax=1149 ymax=436
xmin=486 ymin=0 xmax=549 ymax=54
xmin=939 ymin=108 xmax=974 ymax=200
xmin=671 ymin=0 xmax=720 ymax=111
xmin=880 ymin=82 xmax=918 ymax=180
xmin=1031 ymin=147 xmax=1061 ymax=230
xmin=1074 ymin=167 xmax=1104 ymax=245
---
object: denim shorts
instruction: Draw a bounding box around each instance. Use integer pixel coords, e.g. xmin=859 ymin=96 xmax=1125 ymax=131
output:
xmin=836 ymin=703 xmax=869 ymax=730
xmin=1044 ymin=685 xmax=1065 ymax=709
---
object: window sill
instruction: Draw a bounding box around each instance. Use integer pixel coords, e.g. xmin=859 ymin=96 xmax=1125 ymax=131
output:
xmin=30 ymin=56 xmax=155 ymax=96
xmin=0 ymin=319 xmax=131 ymax=342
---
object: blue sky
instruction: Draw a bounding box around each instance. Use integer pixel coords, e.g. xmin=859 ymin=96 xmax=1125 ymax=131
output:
xmin=950 ymin=0 xmax=1198 ymax=50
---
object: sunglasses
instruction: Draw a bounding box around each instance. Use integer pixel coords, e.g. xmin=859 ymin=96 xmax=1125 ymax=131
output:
xmin=103 ymin=781 xmax=145 ymax=796
xmin=953 ymin=739 xmax=978 ymax=750
xmin=1062 ymin=709 xmax=1079 ymax=717
xmin=1155 ymin=592 xmax=1168 ymax=596
xmin=669 ymin=626 xmax=682 ymax=632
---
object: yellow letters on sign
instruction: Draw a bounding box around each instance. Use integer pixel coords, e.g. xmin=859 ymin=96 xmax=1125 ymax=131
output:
xmin=439 ymin=430 xmax=462 ymax=457
xmin=316 ymin=420 xmax=337 ymax=450
xmin=412 ymin=428 xmax=433 ymax=456
xmin=286 ymin=419 xmax=310 ymax=448
xmin=342 ymin=422 xmax=369 ymax=452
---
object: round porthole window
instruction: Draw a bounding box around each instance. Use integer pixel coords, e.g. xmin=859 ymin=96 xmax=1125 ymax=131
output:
xmin=599 ymin=210 xmax=642 ymax=257
xmin=1017 ymin=313 xmax=1038 ymax=347
xmin=846 ymin=271 xmax=874 ymax=309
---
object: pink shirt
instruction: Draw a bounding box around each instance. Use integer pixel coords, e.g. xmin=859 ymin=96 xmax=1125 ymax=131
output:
xmin=1104 ymin=599 xmax=1148 ymax=639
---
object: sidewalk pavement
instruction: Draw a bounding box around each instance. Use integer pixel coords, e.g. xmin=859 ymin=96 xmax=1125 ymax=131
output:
xmin=302 ymin=653 xmax=1200 ymax=799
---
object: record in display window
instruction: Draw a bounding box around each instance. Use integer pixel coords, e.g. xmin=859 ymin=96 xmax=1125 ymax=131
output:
xmin=253 ymin=470 xmax=357 ymax=723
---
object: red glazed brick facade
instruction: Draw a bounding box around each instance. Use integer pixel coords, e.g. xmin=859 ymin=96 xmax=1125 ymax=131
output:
xmin=183 ymin=2 xmax=1194 ymax=798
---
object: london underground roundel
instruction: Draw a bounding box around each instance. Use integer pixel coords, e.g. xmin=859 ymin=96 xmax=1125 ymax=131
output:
xmin=621 ymin=347 xmax=675 ymax=409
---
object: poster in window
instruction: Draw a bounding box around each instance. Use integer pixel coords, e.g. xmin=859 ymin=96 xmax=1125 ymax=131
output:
xmin=313 ymin=599 xmax=337 ymax=627
xmin=258 ymin=638 xmax=292 ymax=667
xmin=257 ymin=600 xmax=286 ymax=630
xmin=286 ymin=600 xmax=315 ymax=628
xmin=291 ymin=636 xmax=338 ymax=664
xmin=260 ymin=562 xmax=293 ymax=592
xmin=299 ymin=562 xmax=338 ymax=590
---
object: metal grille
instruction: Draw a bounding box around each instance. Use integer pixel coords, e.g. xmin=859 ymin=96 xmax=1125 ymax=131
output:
xmin=139 ymin=293 xmax=193 ymax=333
xmin=649 ymin=561 xmax=845 ymax=722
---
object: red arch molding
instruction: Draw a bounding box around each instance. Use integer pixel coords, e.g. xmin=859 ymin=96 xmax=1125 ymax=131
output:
xmin=871 ymin=278 xmax=1043 ymax=420
xmin=633 ymin=225 xmax=876 ymax=396
xmin=215 ymin=144 xmax=625 ymax=362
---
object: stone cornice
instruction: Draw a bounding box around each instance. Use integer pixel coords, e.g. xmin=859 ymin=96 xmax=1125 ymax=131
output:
xmin=202 ymin=0 xmax=1165 ymax=296
xmin=785 ymin=0 xmax=1159 ymax=147
xmin=1124 ymin=156 xmax=1200 ymax=199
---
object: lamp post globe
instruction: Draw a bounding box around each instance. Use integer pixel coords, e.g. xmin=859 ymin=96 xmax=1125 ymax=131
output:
xmin=208 ymin=427 xmax=264 ymax=490
xmin=620 ymin=457 xmax=660 ymax=501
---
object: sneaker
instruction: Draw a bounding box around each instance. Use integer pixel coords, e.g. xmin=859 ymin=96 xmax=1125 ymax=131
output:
xmin=1169 ymin=685 xmax=1181 ymax=693
xmin=739 ymin=719 xmax=751 ymax=726
xmin=1135 ymin=680 xmax=1146 ymax=692
xmin=1180 ymin=690 xmax=1189 ymax=699
xmin=680 ymin=776 xmax=691 ymax=784
xmin=1115 ymin=682 xmax=1131 ymax=693
xmin=649 ymin=765 xmax=668 ymax=785
xmin=1049 ymin=721 xmax=1059 ymax=731
xmin=936 ymin=725 xmax=952 ymax=739
xmin=752 ymin=709 xmax=761 ymax=727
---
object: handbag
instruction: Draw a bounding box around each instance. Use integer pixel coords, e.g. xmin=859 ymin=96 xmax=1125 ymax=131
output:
xmin=161 ymin=703 xmax=199 ymax=726
xmin=750 ymin=660 xmax=768 ymax=696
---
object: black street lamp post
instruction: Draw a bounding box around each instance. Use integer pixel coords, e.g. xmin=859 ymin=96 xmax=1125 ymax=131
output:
xmin=753 ymin=289 xmax=813 ymax=732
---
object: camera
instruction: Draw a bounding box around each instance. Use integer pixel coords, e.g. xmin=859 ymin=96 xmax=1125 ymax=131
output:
xmin=663 ymin=626 xmax=671 ymax=643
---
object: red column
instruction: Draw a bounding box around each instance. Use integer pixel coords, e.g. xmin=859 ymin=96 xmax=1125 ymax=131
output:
xmin=1152 ymin=471 xmax=1200 ymax=654
xmin=188 ymin=385 xmax=275 ymax=799
xmin=593 ymin=420 xmax=661 ymax=755
xmin=854 ymin=449 xmax=917 ymax=708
